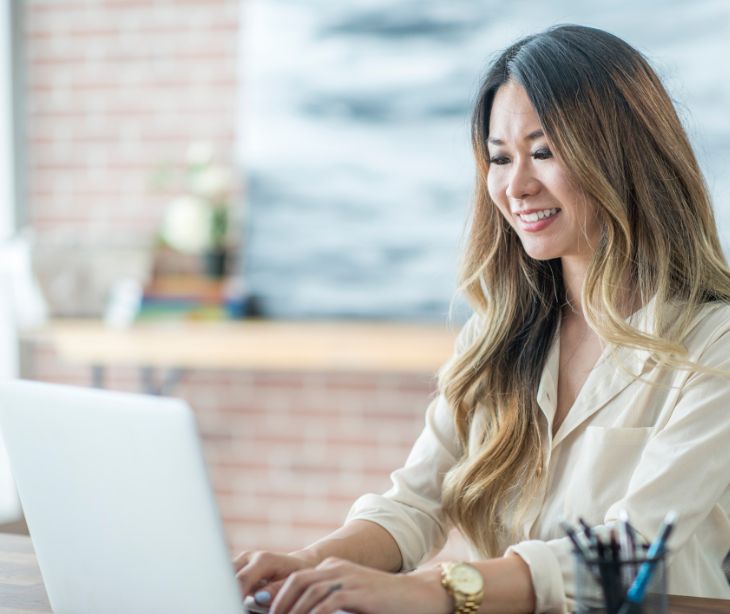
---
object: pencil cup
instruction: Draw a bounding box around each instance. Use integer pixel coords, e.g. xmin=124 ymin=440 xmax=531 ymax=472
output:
xmin=574 ymin=553 xmax=667 ymax=614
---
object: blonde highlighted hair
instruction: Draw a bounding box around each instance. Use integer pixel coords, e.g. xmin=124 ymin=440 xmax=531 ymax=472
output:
xmin=440 ymin=24 xmax=730 ymax=557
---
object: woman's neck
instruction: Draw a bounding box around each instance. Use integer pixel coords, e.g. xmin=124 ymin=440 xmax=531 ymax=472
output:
xmin=560 ymin=255 xmax=643 ymax=320
xmin=561 ymin=256 xmax=590 ymax=316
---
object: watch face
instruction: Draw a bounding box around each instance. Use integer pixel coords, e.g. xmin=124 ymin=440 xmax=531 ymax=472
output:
xmin=451 ymin=563 xmax=483 ymax=593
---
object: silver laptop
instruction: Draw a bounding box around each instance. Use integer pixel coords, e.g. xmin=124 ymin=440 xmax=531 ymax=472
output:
xmin=0 ymin=379 xmax=265 ymax=614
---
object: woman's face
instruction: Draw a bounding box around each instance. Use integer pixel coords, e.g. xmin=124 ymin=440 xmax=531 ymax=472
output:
xmin=486 ymin=81 xmax=599 ymax=263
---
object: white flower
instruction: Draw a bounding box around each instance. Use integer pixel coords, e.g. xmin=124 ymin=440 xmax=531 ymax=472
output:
xmin=189 ymin=166 xmax=233 ymax=201
xmin=160 ymin=195 xmax=213 ymax=253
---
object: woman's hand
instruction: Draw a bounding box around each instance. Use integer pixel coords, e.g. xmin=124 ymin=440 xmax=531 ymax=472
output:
xmin=233 ymin=521 xmax=406 ymax=610
xmin=234 ymin=550 xmax=316 ymax=607
xmin=268 ymin=557 xmax=451 ymax=614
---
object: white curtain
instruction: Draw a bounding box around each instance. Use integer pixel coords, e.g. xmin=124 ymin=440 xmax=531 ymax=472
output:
xmin=0 ymin=0 xmax=18 ymax=523
xmin=0 ymin=235 xmax=48 ymax=523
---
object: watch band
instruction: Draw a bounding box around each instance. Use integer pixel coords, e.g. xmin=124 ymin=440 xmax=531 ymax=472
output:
xmin=448 ymin=597 xmax=480 ymax=614
xmin=439 ymin=562 xmax=484 ymax=614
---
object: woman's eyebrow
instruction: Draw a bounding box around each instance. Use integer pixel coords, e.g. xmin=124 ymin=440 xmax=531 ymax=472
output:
xmin=487 ymin=129 xmax=545 ymax=146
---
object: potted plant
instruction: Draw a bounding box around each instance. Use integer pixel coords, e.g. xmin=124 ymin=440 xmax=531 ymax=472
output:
xmin=157 ymin=143 xmax=236 ymax=278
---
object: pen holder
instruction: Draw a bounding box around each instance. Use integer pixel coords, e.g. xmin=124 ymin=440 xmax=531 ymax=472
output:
xmin=574 ymin=552 xmax=667 ymax=614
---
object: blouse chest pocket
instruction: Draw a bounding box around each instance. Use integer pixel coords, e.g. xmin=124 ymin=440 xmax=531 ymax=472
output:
xmin=563 ymin=426 xmax=652 ymax=520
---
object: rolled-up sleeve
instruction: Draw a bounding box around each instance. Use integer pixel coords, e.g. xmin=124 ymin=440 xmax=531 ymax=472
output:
xmin=345 ymin=315 xmax=481 ymax=570
xmin=506 ymin=540 xmax=569 ymax=614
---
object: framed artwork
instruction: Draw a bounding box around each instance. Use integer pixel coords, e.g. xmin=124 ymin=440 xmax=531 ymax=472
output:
xmin=239 ymin=1 xmax=729 ymax=320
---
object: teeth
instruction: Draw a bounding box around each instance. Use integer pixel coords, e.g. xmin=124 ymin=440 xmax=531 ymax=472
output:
xmin=519 ymin=208 xmax=559 ymax=223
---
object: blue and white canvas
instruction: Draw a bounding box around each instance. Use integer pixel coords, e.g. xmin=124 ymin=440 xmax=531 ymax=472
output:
xmin=239 ymin=0 xmax=730 ymax=321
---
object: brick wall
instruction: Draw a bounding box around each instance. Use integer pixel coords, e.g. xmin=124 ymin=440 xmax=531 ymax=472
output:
xmin=25 ymin=0 xmax=240 ymax=236
xmin=21 ymin=0 xmax=469 ymax=561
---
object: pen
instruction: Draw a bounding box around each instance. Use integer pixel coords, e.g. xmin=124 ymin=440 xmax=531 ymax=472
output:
xmin=578 ymin=517 xmax=594 ymax=543
xmin=609 ymin=530 xmax=621 ymax=561
xmin=560 ymin=520 xmax=594 ymax=562
xmin=578 ymin=517 xmax=600 ymax=558
xmin=618 ymin=510 xmax=636 ymax=586
xmin=619 ymin=511 xmax=677 ymax=612
xmin=560 ymin=521 xmax=603 ymax=585
xmin=601 ymin=529 xmax=623 ymax=614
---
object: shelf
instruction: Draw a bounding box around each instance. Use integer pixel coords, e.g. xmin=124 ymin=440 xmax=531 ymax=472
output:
xmin=27 ymin=319 xmax=459 ymax=374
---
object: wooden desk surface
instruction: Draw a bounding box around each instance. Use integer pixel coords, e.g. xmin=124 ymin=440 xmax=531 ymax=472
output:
xmin=27 ymin=319 xmax=459 ymax=374
xmin=0 ymin=533 xmax=51 ymax=612
xmin=0 ymin=533 xmax=727 ymax=613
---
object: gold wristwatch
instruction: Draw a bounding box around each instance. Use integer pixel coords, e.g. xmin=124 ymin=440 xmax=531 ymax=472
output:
xmin=439 ymin=561 xmax=484 ymax=614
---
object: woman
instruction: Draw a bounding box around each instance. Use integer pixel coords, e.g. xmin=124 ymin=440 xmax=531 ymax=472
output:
xmin=235 ymin=25 xmax=730 ymax=613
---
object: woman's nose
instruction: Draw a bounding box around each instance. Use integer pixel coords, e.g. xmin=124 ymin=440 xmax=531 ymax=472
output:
xmin=505 ymin=160 xmax=540 ymax=200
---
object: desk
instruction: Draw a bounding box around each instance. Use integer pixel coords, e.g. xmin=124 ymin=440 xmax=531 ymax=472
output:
xmin=0 ymin=533 xmax=51 ymax=612
xmin=26 ymin=319 xmax=458 ymax=393
xmin=0 ymin=533 xmax=727 ymax=614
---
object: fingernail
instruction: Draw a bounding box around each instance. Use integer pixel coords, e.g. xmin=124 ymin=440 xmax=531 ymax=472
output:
xmin=254 ymin=590 xmax=272 ymax=606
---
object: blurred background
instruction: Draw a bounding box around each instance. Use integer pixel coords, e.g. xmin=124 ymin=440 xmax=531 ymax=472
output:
xmin=0 ymin=0 xmax=728 ymax=556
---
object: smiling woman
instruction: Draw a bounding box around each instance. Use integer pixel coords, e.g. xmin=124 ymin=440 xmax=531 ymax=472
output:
xmin=234 ymin=25 xmax=730 ymax=614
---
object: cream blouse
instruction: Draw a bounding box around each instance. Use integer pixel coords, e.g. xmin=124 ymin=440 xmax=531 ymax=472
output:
xmin=346 ymin=301 xmax=730 ymax=612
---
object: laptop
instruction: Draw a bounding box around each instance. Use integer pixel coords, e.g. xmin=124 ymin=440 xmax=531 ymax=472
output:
xmin=0 ymin=379 xmax=272 ymax=614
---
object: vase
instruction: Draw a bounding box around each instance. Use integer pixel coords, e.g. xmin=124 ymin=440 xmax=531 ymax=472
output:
xmin=202 ymin=247 xmax=228 ymax=278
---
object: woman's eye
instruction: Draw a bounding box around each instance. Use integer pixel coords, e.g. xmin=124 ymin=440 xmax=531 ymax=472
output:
xmin=489 ymin=156 xmax=509 ymax=165
xmin=532 ymin=148 xmax=553 ymax=160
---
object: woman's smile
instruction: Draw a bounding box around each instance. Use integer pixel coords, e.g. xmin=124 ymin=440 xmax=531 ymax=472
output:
xmin=513 ymin=207 xmax=561 ymax=231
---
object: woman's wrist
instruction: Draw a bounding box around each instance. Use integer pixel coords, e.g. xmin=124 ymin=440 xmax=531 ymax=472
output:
xmin=287 ymin=521 xmax=404 ymax=572
xmin=286 ymin=547 xmax=323 ymax=568
xmin=407 ymin=556 xmax=536 ymax=614
xmin=407 ymin=565 xmax=453 ymax=614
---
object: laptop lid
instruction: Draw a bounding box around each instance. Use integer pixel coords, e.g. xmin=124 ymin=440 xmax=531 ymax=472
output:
xmin=0 ymin=380 xmax=244 ymax=614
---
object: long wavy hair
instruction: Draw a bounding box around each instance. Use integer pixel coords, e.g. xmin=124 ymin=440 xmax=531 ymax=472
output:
xmin=440 ymin=24 xmax=730 ymax=557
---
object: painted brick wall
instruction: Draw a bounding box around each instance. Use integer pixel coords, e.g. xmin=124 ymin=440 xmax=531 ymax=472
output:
xmin=21 ymin=0 xmax=468 ymax=562
xmin=25 ymin=0 xmax=240 ymax=236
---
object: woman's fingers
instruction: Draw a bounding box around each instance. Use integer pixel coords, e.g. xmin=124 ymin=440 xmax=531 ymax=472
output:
xmin=237 ymin=554 xmax=442 ymax=614
xmin=252 ymin=579 xmax=284 ymax=608
xmin=271 ymin=559 xmax=449 ymax=614
xmin=309 ymin=586 xmax=358 ymax=614
xmin=233 ymin=550 xmax=253 ymax=572
xmin=288 ymin=579 xmax=345 ymax=614
xmin=271 ymin=560 xmax=346 ymax=614
xmin=235 ymin=551 xmax=275 ymax=596
xmin=234 ymin=551 xmax=308 ymax=598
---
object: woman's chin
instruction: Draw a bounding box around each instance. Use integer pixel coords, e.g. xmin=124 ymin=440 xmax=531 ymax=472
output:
xmin=520 ymin=244 xmax=561 ymax=262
